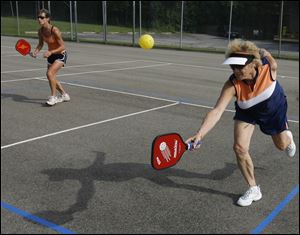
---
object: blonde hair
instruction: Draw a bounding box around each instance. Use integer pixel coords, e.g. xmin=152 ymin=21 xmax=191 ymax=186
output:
xmin=225 ymin=39 xmax=262 ymax=68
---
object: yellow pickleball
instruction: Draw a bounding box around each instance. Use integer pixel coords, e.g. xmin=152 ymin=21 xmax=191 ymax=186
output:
xmin=139 ymin=34 xmax=154 ymax=50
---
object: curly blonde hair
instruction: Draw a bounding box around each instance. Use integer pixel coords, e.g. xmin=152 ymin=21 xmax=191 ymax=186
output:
xmin=225 ymin=39 xmax=262 ymax=68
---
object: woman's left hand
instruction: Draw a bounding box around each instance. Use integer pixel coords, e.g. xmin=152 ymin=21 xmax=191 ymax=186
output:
xmin=43 ymin=51 xmax=52 ymax=58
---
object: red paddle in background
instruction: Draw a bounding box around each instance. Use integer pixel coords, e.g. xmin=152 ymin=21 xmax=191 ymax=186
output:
xmin=151 ymin=133 xmax=202 ymax=170
xmin=15 ymin=39 xmax=31 ymax=56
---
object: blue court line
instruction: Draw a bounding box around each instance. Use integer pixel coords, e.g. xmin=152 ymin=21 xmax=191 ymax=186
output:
xmin=1 ymin=201 xmax=76 ymax=234
xmin=250 ymin=185 xmax=299 ymax=234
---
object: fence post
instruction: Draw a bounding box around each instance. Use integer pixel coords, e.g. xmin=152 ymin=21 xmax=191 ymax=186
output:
xmin=278 ymin=1 xmax=284 ymax=57
xmin=139 ymin=1 xmax=142 ymax=38
xmin=180 ymin=1 xmax=184 ymax=49
xmin=228 ymin=1 xmax=233 ymax=42
xmin=48 ymin=1 xmax=51 ymax=14
xmin=102 ymin=1 xmax=107 ymax=43
xmin=16 ymin=1 xmax=20 ymax=36
xmin=69 ymin=1 xmax=73 ymax=41
xmin=74 ymin=1 xmax=78 ymax=42
xmin=10 ymin=1 xmax=15 ymax=16
xmin=133 ymin=1 xmax=136 ymax=46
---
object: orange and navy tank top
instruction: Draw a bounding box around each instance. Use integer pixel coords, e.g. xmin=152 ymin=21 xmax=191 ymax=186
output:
xmin=229 ymin=58 xmax=286 ymax=118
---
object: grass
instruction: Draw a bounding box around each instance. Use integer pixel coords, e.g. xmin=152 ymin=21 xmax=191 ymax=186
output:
xmin=1 ymin=16 xmax=134 ymax=36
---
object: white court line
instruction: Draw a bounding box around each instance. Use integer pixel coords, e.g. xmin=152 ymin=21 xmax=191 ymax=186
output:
xmin=2 ymin=71 xmax=298 ymax=123
xmin=35 ymin=78 xmax=181 ymax=103
xmin=176 ymin=63 xmax=299 ymax=80
xmin=1 ymin=54 xmax=23 ymax=57
xmin=1 ymin=46 xmax=15 ymax=49
xmin=140 ymin=60 xmax=299 ymax=80
xmin=1 ymin=63 xmax=172 ymax=83
xmin=1 ymin=102 xmax=179 ymax=150
xmin=1 ymin=77 xmax=42 ymax=83
xmin=1 ymin=52 xmax=20 ymax=55
xmin=2 ymin=54 xmax=297 ymax=79
xmin=1 ymin=60 xmax=144 ymax=74
xmin=33 ymin=77 xmax=298 ymax=123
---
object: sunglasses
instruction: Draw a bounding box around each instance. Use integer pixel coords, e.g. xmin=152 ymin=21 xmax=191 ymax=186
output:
xmin=37 ymin=16 xmax=46 ymax=19
xmin=230 ymin=64 xmax=246 ymax=70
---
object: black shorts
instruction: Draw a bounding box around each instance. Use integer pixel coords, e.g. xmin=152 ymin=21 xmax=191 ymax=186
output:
xmin=47 ymin=51 xmax=67 ymax=66
xmin=233 ymin=100 xmax=288 ymax=136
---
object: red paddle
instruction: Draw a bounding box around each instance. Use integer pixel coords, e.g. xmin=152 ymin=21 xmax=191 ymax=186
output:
xmin=15 ymin=39 xmax=31 ymax=56
xmin=151 ymin=133 xmax=202 ymax=170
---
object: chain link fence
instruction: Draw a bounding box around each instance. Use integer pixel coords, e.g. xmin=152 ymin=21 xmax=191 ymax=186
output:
xmin=1 ymin=1 xmax=298 ymax=59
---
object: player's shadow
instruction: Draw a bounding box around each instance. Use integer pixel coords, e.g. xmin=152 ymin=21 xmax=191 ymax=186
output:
xmin=30 ymin=151 xmax=241 ymax=225
xmin=1 ymin=93 xmax=47 ymax=106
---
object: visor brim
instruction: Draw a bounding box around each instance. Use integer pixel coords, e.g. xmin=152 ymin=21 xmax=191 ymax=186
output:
xmin=222 ymin=57 xmax=248 ymax=65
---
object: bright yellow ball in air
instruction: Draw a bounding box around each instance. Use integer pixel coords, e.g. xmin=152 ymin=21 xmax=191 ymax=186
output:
xmin=139 ymin=34 xmax=154 ymax=50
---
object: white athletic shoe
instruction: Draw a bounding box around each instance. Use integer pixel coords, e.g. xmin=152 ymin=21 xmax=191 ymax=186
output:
xmin=46 ymin=96 xmax=58 ymax=106
xmin=237 ymin=185 xmax=262 ymax=207
xmin=285 ymin=130 xmax=296 ymax=157
xmin=57 ymin=93 xmax=70 ymax=102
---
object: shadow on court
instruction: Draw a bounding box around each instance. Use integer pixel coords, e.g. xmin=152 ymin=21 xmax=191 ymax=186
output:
xmin=26 ymin=151 xmax=242 ymax=225
xmin=1 ymin=93 xmax=50 ymax=107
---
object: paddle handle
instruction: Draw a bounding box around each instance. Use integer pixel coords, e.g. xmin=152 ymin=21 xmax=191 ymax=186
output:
xmin=187 ymin=141 xmax=202 ymax=151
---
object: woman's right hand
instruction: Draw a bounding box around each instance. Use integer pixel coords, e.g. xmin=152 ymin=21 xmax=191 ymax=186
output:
xmin=185 ymin=133 xmax=202 ymax=150
xmin=30 ymin=51 xmax=37 ymax=58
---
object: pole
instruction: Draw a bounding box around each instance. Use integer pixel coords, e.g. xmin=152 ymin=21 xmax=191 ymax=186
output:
xmin=139 ymin=1 xmax=142 ymax=37
xmin=180 ymin=1 xmax=184 ymax=49
xmin=10 ymin=1 xmax=15 ymax=17
xmin=16 ymin=1 xmax=20 ymax=36
xmin=278 ymin=1 xmax=284 ymax=57
xmin=228 ymin=1 xmax=233 ymax=42
xmin=102 ymin=1 xmax=107 ymax=43
xmin=133 ymin=1 xmax=136 ymax=46
xmin=74 ymin=1 xmax=78 ymax=42
xmin=48 ymin=1 xmax=51 ymax=14
xmin=70 ymin=1 xmax=73 ymax=40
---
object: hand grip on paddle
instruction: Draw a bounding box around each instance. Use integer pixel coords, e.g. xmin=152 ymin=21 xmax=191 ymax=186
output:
xmin=29 ymin=52 xmax=37 ymax=58
xmin=151 ymin=133 xmax=203 ymax=170
xmin=187 ymin=140 xmax=202 ymax=150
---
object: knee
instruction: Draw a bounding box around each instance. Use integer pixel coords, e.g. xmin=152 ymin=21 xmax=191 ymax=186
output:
xmin=47 ymin=70 xmax=54 ymax=78
xmin=233 ymin=143 xmax=249 ymax=157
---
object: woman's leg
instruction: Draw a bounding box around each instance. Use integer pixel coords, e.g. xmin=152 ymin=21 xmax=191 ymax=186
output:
xmin=272 ymin=128 xmax=291 ymax=151
xmin=47 ymin=62 xmax=66 ymax=96
xmin=233 ymin=120 xmax=256 ymax=187
xmin=272 ymin=127 xmax=296 ymax=157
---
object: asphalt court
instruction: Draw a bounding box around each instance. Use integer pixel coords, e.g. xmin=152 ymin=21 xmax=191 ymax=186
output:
xmin=1 ymin=36 xmax=299 ymax=234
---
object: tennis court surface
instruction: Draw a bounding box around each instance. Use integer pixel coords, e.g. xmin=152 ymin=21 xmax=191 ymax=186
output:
xmin=1 ymin=36 xmax=299 ymax=234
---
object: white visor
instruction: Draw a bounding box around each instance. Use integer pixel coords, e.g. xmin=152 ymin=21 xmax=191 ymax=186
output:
xmin=222 ymin=57 xmax=248 ymax=65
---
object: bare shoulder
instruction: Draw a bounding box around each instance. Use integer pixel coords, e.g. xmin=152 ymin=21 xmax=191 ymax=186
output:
xmin=223 ymin=79 xmax=235 ymax=92
xmin=52 ymin=26 xmax=62 ymax=35
xmin=219 ymin=79 xmax=236 ymax=99
xmin=214 ymin=80 xmax=235 ymax=112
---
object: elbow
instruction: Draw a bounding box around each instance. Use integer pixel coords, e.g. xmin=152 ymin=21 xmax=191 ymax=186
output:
xmin=268 ymin=58 xmax=278 ymax=71
xmin=210 ymin=108 xmax=223 ymax=121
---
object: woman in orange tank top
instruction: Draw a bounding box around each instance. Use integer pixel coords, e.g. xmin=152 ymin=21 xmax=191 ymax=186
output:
xmin=31 ymin=9 xmax=70 ymax=106
xmin=185 ymin=39 xmax=296 ymax=207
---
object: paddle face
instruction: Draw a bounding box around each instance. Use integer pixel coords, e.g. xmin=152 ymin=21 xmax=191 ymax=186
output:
xmin=15 ymin=39 xmax=31 ymax=56
xmin=151 ymin=133 xmax=188 ymax=170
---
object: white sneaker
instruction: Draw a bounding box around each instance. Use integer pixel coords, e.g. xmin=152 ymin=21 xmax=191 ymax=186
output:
xmin=46 ymin=96 xmax=58 ymax=106
xmin=58 ymin=93 xmax=70 ymax=102
xmin=285 ymin=130 xmax=296 ymax=157
xmin=237 ymin=185 xmax=262 ymax=207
